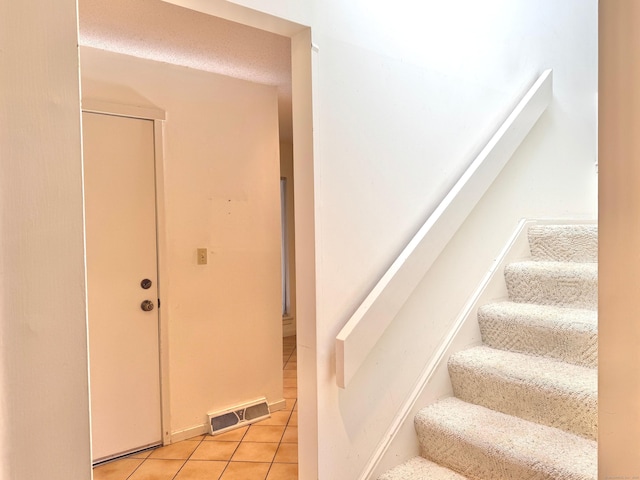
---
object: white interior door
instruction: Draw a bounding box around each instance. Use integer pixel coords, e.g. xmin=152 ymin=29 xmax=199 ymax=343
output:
xmin=83 ymin=112 xmax=162 ymax=463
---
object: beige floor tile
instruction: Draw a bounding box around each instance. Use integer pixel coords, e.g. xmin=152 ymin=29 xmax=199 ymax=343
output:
xmin=220 ymin=462 xmax=270 ymax=480
xmin=231 ymin=442 xmax=278 ymax=462
xmin=266 ymin=462 xmax=298 ymax=480
xmin=274 ymin=444 xmax=298 ymax=464
xmin=283 ymin=378 xmax=297 ymax=388
xmin=148 ymin=440 xmax=199 ymax=460
xmin=93 ymin=458 xmax=144 ymax=480
xmin=256 ymin=411 xmax=291 ymax=426
xmin=281 ymin=426 xmax=297 ymax=443
xmin=283 ymin=387 xmax=297 ymax=399
xmin=190 ymin=441 xmax=239 ymax=461
xmin=206 ymin=426 xmax=248 ymax=442
xmin=174 ymin=460 xmax=227 ymax=480
xmin=283 ymin=370 xmax=296 ymax=379
xmin=289 ymin=412 xmax=298 ymax=426
xmin=184 ymin=435 xmax=206 ymax=442
xmin=283 ymin=399 xmax=296 ymax=411
xmin=128 ymin=459 xmax=185 ymax=480
xmin=244 ymin=425 xmax=285 ymax=443
xmin=283 ymin=363 xmax=296 ymax=371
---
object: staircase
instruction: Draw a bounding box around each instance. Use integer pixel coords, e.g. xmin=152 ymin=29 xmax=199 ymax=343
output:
xmin=378 ymin=224 xmax=597 ymax=480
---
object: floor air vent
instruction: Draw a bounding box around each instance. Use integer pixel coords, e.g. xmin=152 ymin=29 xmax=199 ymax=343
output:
xmin=208 ymin=398 xmax=271 ymax=436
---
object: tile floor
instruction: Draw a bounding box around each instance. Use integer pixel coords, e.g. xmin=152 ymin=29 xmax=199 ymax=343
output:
xmin=93 ymin=335 xmax=298 ymax=480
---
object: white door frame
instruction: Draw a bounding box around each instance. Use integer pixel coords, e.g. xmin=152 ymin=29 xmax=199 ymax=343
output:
xmin=82 ymin=99 xmax=172 ymax=447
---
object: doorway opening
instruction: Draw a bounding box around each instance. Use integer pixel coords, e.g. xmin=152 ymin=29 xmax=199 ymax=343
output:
xmin=78 ymin=0 xmax=317 ymax=477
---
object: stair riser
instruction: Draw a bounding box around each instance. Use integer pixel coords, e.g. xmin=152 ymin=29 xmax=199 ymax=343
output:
xmin=505 ymin=266 xmax=597 ymax=309
xmin=419 ymin=434 xmax=538 ymax=480
xmin=448 ymin=362 xmax=597 ymax=440
xmin=528 ymin=225 xmax=597 ymax=263
xmin=377 ymin=457 xmax=471 ymax=480
xmin=417 ymin=421 xmax=593 ymax=480
xmin=415 ymin=399 xmax=597 ymax=480
xmin=478 ymin=315 xmax=598 ymax=368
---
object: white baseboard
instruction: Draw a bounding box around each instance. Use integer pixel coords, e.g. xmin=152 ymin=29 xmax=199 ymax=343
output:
xmin=170 ymin=424 xmax=209 ymax=443
xmin=270 ymin=399 xmax=287 ymax=412
xmin=169 ymin=398 xmax=287 ymax=443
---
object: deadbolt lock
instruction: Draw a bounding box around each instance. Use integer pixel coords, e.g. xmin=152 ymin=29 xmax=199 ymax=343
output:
xmin=141 ymin=278 xmax=152 ymax=289
xmin=141 ymin=300 xmax=155 ymax=312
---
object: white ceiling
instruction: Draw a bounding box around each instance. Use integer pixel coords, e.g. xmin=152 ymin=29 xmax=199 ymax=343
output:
xmin=78 ymin=0 xmax=293 ymax=141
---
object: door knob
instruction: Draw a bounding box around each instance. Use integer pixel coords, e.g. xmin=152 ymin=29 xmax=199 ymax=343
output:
xmin=141 ymin=300 xmax=155 ymax=312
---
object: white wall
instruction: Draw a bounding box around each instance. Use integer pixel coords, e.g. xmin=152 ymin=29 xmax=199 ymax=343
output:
xmin=0 ymin=1 xmax=92 ymax=479
xmin=176 ymin=1 xmax=596 ymax=478
xmin=80 ymin=47 xmax=284 ymax=439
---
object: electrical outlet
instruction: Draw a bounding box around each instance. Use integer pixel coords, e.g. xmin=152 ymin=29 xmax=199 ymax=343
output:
xmin=197 ymin=248 xmax=207 ymax=265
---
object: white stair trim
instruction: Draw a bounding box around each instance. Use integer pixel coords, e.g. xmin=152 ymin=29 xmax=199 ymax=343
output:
xmin=362 ymin=219 xmax=535 ymax=480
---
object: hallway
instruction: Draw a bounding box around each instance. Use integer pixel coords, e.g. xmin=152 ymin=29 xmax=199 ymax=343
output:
xmin=93 ymin=336 xmax=298 ymax=480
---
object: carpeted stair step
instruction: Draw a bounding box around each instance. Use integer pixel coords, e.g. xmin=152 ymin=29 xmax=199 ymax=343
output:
xmin=528 ymin=224 xmax=597 ymax=263
xmin=505 ymin=261 xmax=597 ymax=310
xmin=378 ymin=456 xmax=471 ymax=480
xmin=448 ymin=346 xmax=597 ymax=439
xmin=415 ymin=397 xmax=597 ymax=480
xmin=477 ymin=302 xmax=597 ymax=368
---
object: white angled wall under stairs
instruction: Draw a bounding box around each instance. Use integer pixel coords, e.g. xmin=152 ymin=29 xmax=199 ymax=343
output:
xmin=378 ymin=224 xmax=597 ymax=480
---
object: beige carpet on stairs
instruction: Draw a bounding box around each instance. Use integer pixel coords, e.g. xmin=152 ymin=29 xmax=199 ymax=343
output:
xmin=378 ymin=224 xmax=597 ymax=480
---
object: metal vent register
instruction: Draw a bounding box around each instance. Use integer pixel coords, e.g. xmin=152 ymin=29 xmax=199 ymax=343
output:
xmin=208 ymin=398 xmax=271 ymax=436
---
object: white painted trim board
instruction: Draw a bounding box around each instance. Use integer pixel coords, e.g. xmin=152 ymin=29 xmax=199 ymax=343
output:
xmin=336 ymin=70 xmax=553 ymax=388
